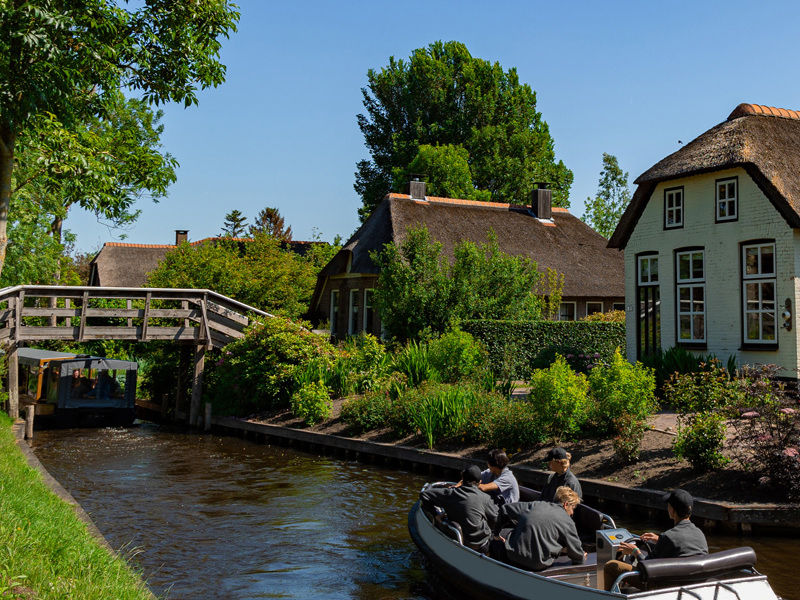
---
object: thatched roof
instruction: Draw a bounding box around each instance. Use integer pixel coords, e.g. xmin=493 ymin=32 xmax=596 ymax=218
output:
xmin=89 ymin=238 xmax=320 ymax=287
xmin=317 ymin=193 xmax=624 ymax=298
xmin=609 ymin=103 xmax=800 ymax=248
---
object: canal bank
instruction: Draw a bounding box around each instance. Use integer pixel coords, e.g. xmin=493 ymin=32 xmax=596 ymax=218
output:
xmin=3 ymin=418 xmax=156 ymax=600
xmin=209 ymin=415 xmax=800 ymax=536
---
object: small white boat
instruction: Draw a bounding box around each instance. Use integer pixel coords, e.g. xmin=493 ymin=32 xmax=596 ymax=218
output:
xmin=408 ymin=484 xmax=781 ymax=600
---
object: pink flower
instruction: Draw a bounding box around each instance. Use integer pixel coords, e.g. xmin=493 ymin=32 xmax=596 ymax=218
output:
xmin=593 ymin=353 xmax=601 ymax=358
xmin=783 ymin=447 xmax=799 ymax=458
xmin=780 ymin=408 xmax=796 ymax=415
xmin=566 ymin=354 xmax=574 ymax=359
xmin=578 ymin=354 xmax=584 ymax=358
xmin=741 ymin=411 xmax=760 ymax=419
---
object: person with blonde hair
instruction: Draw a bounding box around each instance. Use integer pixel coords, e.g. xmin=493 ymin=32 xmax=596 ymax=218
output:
xmin=490 ymin=486 xmax=586 ymax=571
xmin=540 ymin=447 xmax=582 ymax=502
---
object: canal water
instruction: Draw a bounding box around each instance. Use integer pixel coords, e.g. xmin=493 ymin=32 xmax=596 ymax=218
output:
xmin=30 ymin=424 xmax=796 ymax=600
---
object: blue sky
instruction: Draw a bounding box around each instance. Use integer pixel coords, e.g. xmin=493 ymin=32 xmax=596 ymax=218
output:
xmin=68 ymin=0 xmax=800 ymax=252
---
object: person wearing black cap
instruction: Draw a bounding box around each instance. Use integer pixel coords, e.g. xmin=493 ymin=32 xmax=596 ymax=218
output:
xmin=539 ymin=447 xmax=582 ymax=502
xmin=420 ymin=464 xmax=498 ymax=554
xmin=602 ymin=488 xmax=708 ymax=591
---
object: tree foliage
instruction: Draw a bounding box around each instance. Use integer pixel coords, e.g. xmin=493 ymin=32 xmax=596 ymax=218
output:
xmin=146 ymin=234 xmax=317 ymax=319
xmin=221 ymin=209 xmax=248 ymax=238
xmin=371 ymin=226 xmax=544 ymax=342
xmin=582 ymin=153 xmax=631 ymax=239
xmin=392 ymin=144 xmax=490 ymax=201
xmin=355 ymin=41 xmax=573 ymax=220
xmin=250 ymin=206 xmax=293 ymax=240
xmin=0 ymin=0 xmax=240 ymax=277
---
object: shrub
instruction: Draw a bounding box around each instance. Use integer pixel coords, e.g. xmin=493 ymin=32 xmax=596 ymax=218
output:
xmin=640 ymin=346 xmax=737 ymax=396
xmin=487 ymin=400 xmax=545 ymax=450
xmin=290 ymin=380 xmax=333 ymax=426
xmin=526 ymin=355 xmax=590 ymax=441
xmin=340 ymin=391 xmax=393 ymax=434
xmin=673 ymin=411 xmax=729 ymax=472
xmin=412 ymin=383 xmax=484 ymax=448
xmin=205 ymin=316 xmax=337 ymax=415
xmin=612 ymin=413 xmax=648 ymax=463
xmin=391 ymin=340 xmax=435 ymax=387
xmin=663 ymin=360 xmax=741 ymax=414
xmin=462 ymin=319 xmax=625 ymax=378
xmin=728 ymin=364 xmax=800 ymax=499
xmin=589 ymin=349 xmax=657 ymax=436
xmin=337 ymin=332 xmax=390 ymax=394
xmin=462 ymin=393 xmax=508 ymax=444
xmin=427 ymin=328 xmax=490 ymax=384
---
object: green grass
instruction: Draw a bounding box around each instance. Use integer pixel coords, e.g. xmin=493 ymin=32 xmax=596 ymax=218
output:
xmin=0 ymin=413 xmax=155 ymax=600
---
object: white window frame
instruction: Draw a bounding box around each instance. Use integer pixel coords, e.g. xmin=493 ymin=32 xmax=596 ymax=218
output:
xmin=612 ymin=302 xmax=626 ymax=312
xmin=363 ymin=289 xmax=374 ymax=333
xmin=348 ymin=289 xmax=360 ymax=335
xmin=586 ymin=302 xmax=603 ymax=316
xmin=716 ymin=177 xmax=738 ymax=222
xmin=676 ymin=250 xmax=705 ymax=343
xmin=558 ymin=302 xmax=577 ymax=321
xmin=742 ymin=242 xmax=776 ymax=344
xmin=638 ymin=255 xmax=659 ymax=285
xmin=329 ymin=290 xmax=339 ymax=336
xmin=665 ymin=187 xmax=683 ymax=229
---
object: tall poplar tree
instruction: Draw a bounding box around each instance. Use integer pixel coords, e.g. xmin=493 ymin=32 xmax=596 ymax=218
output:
xmin=355 ymin=41 xmax=573 ymax=221
xmin=582 ymin=153 xmax=632 ymax=239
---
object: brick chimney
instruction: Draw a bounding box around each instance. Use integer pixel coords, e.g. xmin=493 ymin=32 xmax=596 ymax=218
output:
xmin=531 ymin=182 xmax=552 ymax=219
xmin=175 ymin=230 xmax=188 ymax=245
xmin=407 ymin=175 xmax=427 ymax=200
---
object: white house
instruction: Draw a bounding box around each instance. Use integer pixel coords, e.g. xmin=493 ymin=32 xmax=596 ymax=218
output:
xmin=609 ymin=103 xmax=800 ymax=377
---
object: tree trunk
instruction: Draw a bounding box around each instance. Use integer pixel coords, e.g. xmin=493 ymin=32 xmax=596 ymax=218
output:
xmin=49 ymin=216 xmax=64 ymax=325
xmin=0 ymin=124 xmax=16 ymax=282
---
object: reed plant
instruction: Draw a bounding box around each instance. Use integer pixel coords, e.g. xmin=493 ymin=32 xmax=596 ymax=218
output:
xmin=391 ymin=340 xmax=435 ymax=387
xmin=0 ymin=414 xmax=154 ymax=600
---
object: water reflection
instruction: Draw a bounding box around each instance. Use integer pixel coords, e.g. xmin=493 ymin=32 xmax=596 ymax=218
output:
xmin=30 ymin=424 xmax=796 ymax=600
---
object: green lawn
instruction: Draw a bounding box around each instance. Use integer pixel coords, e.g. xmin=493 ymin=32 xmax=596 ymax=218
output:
xmin=0 ymin=413 xmax=155 ymax=600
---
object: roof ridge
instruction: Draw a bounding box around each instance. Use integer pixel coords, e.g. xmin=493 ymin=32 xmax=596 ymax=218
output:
xmin=728 ymin=103 xmax=800 ymax=121
xmin=388 ymin=193 xmax=572 ymax=214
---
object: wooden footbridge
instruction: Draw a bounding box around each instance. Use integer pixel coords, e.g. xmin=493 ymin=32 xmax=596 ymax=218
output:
xmin=0 ymin=285 xmax=272 ymax=425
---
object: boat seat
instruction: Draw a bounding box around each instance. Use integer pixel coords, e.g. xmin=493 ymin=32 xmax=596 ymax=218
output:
xmin=519 ymin=486 xmax=541 ymax=502
xmin=538 ymin=552 xmax=597 ymax=576
xmin=637 ymin=547 xmax=757 ymax=588
xmin=574 ymin=503 xmax=608 ymax=551
xmin=436 ymin=518 xmax=464 ymax=545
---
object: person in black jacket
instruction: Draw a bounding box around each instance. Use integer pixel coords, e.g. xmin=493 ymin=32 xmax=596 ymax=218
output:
xmin=420 ymin=465 xmax=498 ymax=553
xmin=603 ymin=489 xmax=708 ymax=591
xmin=540 ymin=447 xmax=582 ymax=502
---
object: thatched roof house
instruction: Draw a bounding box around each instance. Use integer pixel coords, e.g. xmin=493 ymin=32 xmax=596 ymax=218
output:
xmin=312 ymin=184 xmax=625 ymax=338
xmin=88 ymin=231 xmax=317 ymax=287
xmin=608 ymin=103 xmax=800 ymax=377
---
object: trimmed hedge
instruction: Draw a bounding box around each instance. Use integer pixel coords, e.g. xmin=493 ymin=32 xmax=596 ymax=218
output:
xmin=461 ymin=320 xmax=626 ymax=378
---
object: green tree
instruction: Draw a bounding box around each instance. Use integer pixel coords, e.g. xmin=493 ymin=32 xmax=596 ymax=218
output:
xmin=250 ymin=206 xmax=292 ymax=240
xmin=372 ymin=226 xmax=546 ymax=342
xmin=0 ymin=0 xmax=240 ymax=278
xmin=582 ymin=153 xmax=631 ymax=238
xmin=392 ymin=144 xmax=491 ymax=201
xmin=221 ymin=209 xmax=248 ymax=238
xmin=355 ymin=41 xmax=573 ymax=220
xmin=147 ymin=233 xmax=317 ymax=319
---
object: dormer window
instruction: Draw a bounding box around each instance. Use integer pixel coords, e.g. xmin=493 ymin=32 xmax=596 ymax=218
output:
xmin=716 ymin=177 xmax=738 ymax=222
xmin=664 ymin=187 xmax=683 ymax=229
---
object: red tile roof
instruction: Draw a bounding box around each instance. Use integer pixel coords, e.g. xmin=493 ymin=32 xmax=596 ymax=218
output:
xmin=728 ymin=103 xmax=800 ymax=121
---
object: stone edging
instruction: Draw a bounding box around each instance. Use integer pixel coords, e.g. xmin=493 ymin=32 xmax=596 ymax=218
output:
xmin=12 ymin=421 xmax=157 ymax=599
xmin=212 ymin=416 xmax=800 ymax=534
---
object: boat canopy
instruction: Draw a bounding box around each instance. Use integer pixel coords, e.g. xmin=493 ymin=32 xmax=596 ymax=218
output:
xmin=17 ymin=348 xmax=138 ymax=371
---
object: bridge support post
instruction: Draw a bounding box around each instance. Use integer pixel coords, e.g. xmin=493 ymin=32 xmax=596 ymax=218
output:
xmin=189 ymin=345 xmax=205 ymax=426
xmin=8 ymin=343 xmax=18 ymax=419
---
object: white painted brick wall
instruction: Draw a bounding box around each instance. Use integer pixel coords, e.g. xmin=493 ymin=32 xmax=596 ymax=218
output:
xmin=624 ymin=167 xmax=799 ymax=376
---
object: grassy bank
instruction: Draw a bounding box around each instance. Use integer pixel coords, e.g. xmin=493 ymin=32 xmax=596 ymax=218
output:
xmin=0 ymin=414 xmax=154 ymax=600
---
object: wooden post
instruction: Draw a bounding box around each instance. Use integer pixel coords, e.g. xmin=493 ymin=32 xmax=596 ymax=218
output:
xmin=204 ymin=402 xmax=212 ymax=432
xmin=189 ymin=344 xmax=205 ymax=426
xmin=176 ymin=345 xmax=188 ymax=421
xmin=8 ymin=343 xmax=18 ymax=419
xmin=24 ymin=405 xmax=34 ymax=440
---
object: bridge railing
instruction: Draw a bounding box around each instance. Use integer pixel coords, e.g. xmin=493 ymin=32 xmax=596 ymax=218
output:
xmin=0 ymin=285 xmax=273 ymax=348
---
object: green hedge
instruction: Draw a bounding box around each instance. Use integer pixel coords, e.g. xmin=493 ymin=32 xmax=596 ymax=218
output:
xmin=461 ymin=320 xmax=626 ymax=377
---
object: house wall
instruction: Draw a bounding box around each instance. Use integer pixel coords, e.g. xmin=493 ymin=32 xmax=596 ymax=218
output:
xmin=558 ymin=297 xmax=625 ymax=321
xmin=318 ymin=274 xmax=381 ymax=339
xmin=624 ymin=166 xmax=799 ymax=376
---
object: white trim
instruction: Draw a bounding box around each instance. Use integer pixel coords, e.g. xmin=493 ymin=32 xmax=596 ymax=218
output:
xmin=330 ymin=289 xmax=339 ymax=336
xmin=637 ymin=255 xmax=659 ymax=286
xmin=716 ymin=178 xmax=738 ymax=221
xmin=558 ymin=302 xmax=577 ymax=321
xmin=363 ymin=288 xmax=374 ymax=333
xmin=676 ymin=250 xmax=705 ymax=342
xmin=665 ymin=188 xmax=683 ymax=228
xmin=348 ymin=289 xmax=360 ymax=335
xmin=742 ymin=243 xmax=777 ymax=343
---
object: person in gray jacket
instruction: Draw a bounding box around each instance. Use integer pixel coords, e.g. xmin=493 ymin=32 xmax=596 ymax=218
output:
xmin=478 ymin=449 xmax=519 ymax=506
xmin=490 ymin=486 xmax=586 ymax=571
xmin=420 ymin=464 xmax=498 ymax=553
